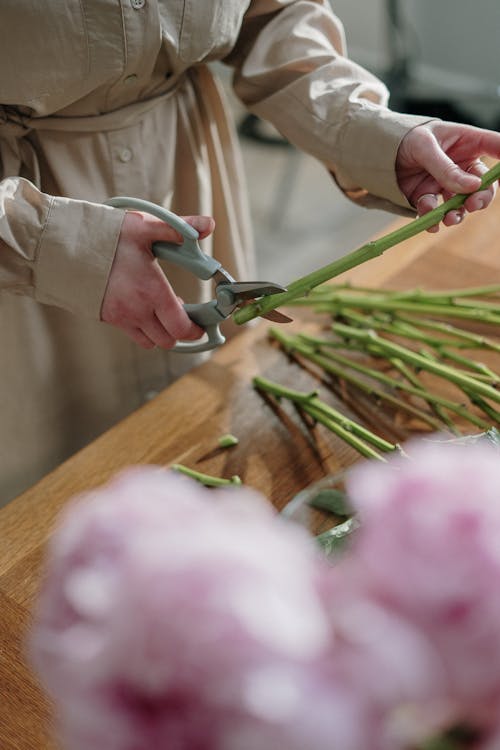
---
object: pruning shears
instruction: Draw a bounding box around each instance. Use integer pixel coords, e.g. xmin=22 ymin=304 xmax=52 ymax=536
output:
xmin=105 ymin=197 xmax=291 ymax=353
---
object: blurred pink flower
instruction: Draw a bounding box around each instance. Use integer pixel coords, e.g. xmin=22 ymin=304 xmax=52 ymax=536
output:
xmin=29 ymin=440 xmax=500 ymax=750
xmin=342 ymin=440 xmax=500 ymax=738
xmin=29 ymin=466 xmax=365 ymax=750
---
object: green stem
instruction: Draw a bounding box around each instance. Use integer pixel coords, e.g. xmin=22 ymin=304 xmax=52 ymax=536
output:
xmin=439 ymin=348 xmax=499 ymax=383
xmin=388 ymin=357 xmax=460 ymax=434
xmin=297 ymin=333 xmax=489 ymax=429
xmin=394 ymin=314 xmax=500 ymax=353
xmin=218 ymin=433 xmax=239 ymax=448
xmin=464 ymin=391 xmax=500 ymax=423
xmin=339 ymin=308 xmax=465 ymax=349
xmin=385 ymin=283 xmax=500 ymax=300
xmin=298 ymin=403 xmax=386 ymax=460
xmin=331 ymin=323 xmax=500 ymax=404
xmin=233 ymin=162 xmax=500 ymax=324
xmin=253 ymin=375 xmax=396 ymax=451
xmin=171 ymin=464 xmax=242 ymax=487
xmin=291 ymin=294 xmax=500 ymax=325
xmin=253 ymin=375 xmax=390 ymax=460
xmin=270 ymin=328 xmax=444 ymax=431
xmin=313 ymin=283 xmax=500 ymax=300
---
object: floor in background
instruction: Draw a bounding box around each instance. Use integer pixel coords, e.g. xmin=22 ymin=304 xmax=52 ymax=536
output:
xmin=239 ymin=134 xmax=393 ymax=284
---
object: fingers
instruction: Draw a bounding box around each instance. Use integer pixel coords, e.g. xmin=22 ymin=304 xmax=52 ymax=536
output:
xmin=415 ymin=193 xmax=440 ymax=233
xmin=154 ymin=280 xmax=205 ymax=344
xmin=110 ymin=302 xmax=204 ymax=350
xmin=416 ymin=191 xmax=469 ymax=233
xmin=398 ymin=122 xmax=500 ymax=234
xmin=415 ymin=127 xmax=482 ymax=195
xmin=122 ymin=281 xmax=204 ymax=349
xmin=138 ymin=214 xmax=212 ymax=347
xmin=101 ymin=276 xmax=201 ymax=351
xmin=101 ymin=209 xmax=214 ymax=349
xmin=123 ymin=327 xmax=156 ymax=350
xmin=415 ymin=158 xmax=494 ymax=233
xmin=126 ymin=210 xmax=216 ymax=247
xmin=141 ymin=315 xmax=179 ymax=350
xmin=183 ymin=215 xmax=216 ymax=239
xmin=463 ymin=160 xmax=496 ymax=213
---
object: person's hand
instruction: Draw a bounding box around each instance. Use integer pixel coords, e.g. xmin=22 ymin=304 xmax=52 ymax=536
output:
xmin=101 ymin=210 xmax=215 ymax=349
xmin=396 ymin=121 xmax=500 ymax=232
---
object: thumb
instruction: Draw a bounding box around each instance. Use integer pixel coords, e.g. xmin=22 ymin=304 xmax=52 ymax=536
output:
xmin=421 ymin=136 xmax=482 ymax=194
xmin=183 ymin=215 xmax=216 ymax=240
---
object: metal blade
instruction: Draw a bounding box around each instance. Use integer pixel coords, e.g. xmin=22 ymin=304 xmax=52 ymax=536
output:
xmin=223 ymin=280 xmax=287 ymax=301
xmin=218 ymin=279 xmax=291 ymax=323
xmin=260 ymin=309 xmax=293 ymax=323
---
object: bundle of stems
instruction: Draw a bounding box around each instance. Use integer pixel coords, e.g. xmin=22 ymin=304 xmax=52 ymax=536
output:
xmin=233 ymin=162 xmax=500 ymax=325
xmin=253 ymin=375 xmax=402 ymax=462
xmin=262 ymin=282 xmax=500 ymax=450
xmin=289 ymin=283 xmax=500 ymax=330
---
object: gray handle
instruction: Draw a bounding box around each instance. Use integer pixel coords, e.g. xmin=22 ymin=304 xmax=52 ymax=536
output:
xmin=105 ymin=197 xmax=225 ymax=353
xmin=172 ymin=302 xmax=226 ymax=353
xmin=105 ymin=197 xmax=221 ymax=279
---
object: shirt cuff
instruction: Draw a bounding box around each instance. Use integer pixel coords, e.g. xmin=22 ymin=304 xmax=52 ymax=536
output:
xmin=331 ymin=103 xmax=436 ymax=211
xmin=34 ymin=197 xmax=125 ymax=320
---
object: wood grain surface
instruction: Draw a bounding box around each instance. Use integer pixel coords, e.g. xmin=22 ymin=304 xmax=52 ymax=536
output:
xmin=1 ymin=199 xmax=499 ymax=749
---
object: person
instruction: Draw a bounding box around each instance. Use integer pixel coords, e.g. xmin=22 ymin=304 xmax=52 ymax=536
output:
xmin=2 ymin=0 xmax=500 ymax=504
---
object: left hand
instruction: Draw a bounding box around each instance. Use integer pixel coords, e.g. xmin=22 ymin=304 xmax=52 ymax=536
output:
xmin=396 ymin=121 xmax=500 ymax=232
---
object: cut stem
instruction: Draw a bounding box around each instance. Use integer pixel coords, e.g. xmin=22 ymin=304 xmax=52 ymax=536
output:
xmin=170 ymin=464 xmax=242 ymax=487
xmin=253 ymin=375 xmax=393 ymax=460
xmin=270 ymin=328 xmax=444 ymax=431
xmin=331 ymin=322 xmax=500 ymax=405
xmin=295 ymin=333 xmax=489 ymax=430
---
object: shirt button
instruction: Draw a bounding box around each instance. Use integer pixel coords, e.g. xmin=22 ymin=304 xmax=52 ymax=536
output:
xmin=124 ymin=74 xmax=138 ymax=84
xmin=118 ymin=148 xmax=133 ymax=163
xmin=131 ymin=0 xmax=145 ymax=8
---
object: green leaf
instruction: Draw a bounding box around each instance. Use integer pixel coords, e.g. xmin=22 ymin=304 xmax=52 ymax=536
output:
xmin=308 ymin=488 xmax=352 ymax=517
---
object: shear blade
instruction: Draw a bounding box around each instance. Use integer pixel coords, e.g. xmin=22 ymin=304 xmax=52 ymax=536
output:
xmin=222 ymin=280 xmax=292 ymax=323
xmin=260 ymin=309 xmax=293 ymax=323
xmin=227 ymin=281 xmax=287 ymax=300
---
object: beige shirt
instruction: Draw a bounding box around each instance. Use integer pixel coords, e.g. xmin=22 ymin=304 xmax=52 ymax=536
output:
xmin=0 ymin=0 xmax=428 ymax=503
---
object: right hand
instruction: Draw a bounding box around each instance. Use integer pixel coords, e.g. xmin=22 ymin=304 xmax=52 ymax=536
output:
xmin=101 ymin=210 xmax=216 ymax=349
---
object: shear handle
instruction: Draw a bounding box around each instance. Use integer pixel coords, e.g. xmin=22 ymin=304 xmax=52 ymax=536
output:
xmin=105 ymin=197 xmax=221 ymax=279
xmin=171 ymin=301 xmax=227 ymax=353
xmin=105 ymin=196 xmax=228 ymax=353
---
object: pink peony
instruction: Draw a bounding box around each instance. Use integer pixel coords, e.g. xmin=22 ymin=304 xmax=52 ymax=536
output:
xmin=341 ymin=439 xmax=500 ymax=737
xmin=30 ymin=440 xmax=500 ymax=750
xmin=29 ymin=467 xmax=366 ymax=750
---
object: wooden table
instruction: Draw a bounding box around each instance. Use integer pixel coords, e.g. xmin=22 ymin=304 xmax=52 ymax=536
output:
xmin=1 ymin=199 xmax=500 ymax=749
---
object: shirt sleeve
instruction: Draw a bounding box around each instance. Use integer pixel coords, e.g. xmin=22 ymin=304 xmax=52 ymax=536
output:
xmin=0 ymin=176 xmax=125 ymax=318
xmin=226 ymin=0 xmax=433 ymax=215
